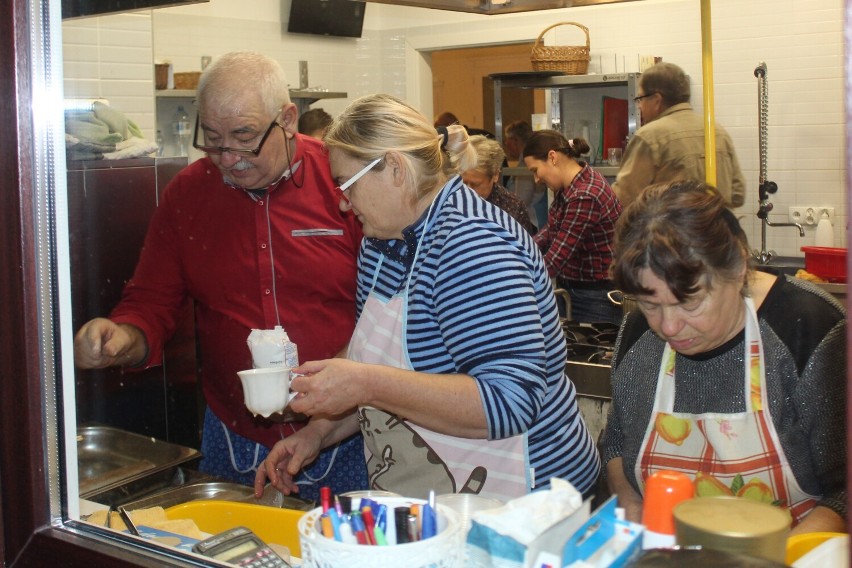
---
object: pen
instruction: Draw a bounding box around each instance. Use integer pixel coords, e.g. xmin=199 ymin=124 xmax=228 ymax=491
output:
xmin=407 ymin=514 xmax=418 ymax=542
xmin=420 ymin=503 xmax=436 ymax=540
xmin=375 ymin=503 xmax=387 ymax=533
xmin=334 ymin=495 xmax=343 ymax=516
xmin=328 ymin=508 xmax=342 ymax=542
xmin=384 ymin=504 xmax=397 ymax=545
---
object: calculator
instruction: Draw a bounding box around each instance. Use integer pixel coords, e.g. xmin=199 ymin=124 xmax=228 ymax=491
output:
xmin=192 ymin=526 xmax=290 ymax=567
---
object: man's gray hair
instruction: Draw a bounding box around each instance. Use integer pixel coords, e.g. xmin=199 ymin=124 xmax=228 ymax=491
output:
xmin=197 ymin=51 xmax=290 ymax=117
xmin=639 ymin=62 xmax=691 ymax=107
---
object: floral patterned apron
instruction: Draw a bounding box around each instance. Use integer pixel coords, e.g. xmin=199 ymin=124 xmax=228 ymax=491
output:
xmin=347 ymin=185 xmax=530 ymax=501
xmin=635 ymin=297 xmax=818 ymax=525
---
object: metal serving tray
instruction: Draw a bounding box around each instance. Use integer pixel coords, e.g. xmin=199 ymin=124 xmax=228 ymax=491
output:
xmin=78 ymin=425 xmax=200 ymax=500
xmin=120 ymin=481 xmax=256 ymax=510
xmin=120 ymin=481 xmax=315 ymax=511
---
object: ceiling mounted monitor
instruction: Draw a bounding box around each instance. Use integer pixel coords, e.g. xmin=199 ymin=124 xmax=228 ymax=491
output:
xmin=288 ymin=0 xmax=366 ymax=38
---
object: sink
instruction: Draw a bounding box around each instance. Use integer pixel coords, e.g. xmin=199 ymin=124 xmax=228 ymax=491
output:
xmin=754 ymin=255 xmax=805 ymax=277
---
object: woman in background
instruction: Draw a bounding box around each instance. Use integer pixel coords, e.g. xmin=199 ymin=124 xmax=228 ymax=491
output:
xmin=462 ymin=134 xmax=537 ymax=235
xmin=523 ymin=130 xmax=622 ymax=324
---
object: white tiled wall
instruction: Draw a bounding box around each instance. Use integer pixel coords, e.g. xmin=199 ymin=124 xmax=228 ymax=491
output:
xmin=61 ymin=0 xmax=845 ymax=257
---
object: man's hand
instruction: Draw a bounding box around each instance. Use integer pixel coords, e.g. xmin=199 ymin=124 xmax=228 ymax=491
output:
xmin=74 ymin=318 xmax=147 ymax=369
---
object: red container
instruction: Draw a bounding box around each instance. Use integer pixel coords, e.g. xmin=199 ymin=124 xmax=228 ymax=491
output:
xmin=800 ymin=246 xmax=847 ymax=283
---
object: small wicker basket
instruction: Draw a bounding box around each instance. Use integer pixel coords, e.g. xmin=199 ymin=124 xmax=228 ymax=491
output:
xmin=530 ymin=21 xmax=590 ymax=75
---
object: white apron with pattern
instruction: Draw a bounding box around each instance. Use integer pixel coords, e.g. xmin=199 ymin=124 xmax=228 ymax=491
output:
xmin=635 ymin=297 xmax=818 ymax=525
xmin=347 ymin=185 xmax=530 ymax=501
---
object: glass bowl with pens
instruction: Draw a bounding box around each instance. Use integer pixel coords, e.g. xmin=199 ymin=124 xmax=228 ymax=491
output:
xmin=297 ymin=487 xmax=464 ymax=568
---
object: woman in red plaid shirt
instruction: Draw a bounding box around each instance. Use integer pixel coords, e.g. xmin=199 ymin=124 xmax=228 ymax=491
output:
xmin=523 ymin=130 xmax=623 ymax=324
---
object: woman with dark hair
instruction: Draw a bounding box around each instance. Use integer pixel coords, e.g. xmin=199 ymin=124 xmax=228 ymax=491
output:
xmin=600 ymin=180 xmax=846 ymax=535
xmin=523 ymin=130 xmax=622 ymax=324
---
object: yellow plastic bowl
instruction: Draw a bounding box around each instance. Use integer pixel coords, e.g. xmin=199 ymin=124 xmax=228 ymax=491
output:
xmin=786 ymin=531 xmax=847 ymax=564
xmin=166 ymin=500 xmax=306 ymax=558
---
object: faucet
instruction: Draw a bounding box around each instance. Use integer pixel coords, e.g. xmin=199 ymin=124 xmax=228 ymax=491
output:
xmin=751 ymin=62 xmax=804 ymax=265
xmin=753 ymin=193 xmax=805 ymax=264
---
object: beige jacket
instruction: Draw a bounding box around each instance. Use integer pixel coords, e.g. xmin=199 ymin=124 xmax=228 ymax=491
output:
xmin=613 ymin=103 xmax=746 ymax=209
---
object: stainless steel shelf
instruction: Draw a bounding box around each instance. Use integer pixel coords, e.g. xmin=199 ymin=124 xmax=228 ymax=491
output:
xmin=503 ymin=165 xmax=619 ymax=178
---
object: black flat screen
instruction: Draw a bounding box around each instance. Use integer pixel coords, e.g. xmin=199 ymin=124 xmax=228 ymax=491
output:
xmin=287 ymin=0 xmax=366 ymax=38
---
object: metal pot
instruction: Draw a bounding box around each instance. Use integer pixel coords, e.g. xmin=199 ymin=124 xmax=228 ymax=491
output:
xmin=607 ymin=289 xmax=638 ymax=316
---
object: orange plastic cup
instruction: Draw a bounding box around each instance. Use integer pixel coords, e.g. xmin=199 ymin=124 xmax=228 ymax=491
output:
xmin=642 ymin=470 xmax=694 ymax=535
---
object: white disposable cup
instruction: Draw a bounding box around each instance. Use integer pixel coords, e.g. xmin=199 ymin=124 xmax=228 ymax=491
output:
xmin=237 ymin=367 xmax=297 ymax=418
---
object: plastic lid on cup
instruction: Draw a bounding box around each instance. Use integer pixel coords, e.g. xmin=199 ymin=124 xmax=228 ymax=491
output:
xmin=642 ymin=470 xmax=694 ymax=535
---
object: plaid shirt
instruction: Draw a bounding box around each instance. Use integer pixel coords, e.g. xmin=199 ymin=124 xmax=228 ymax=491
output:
xmin=534 ymin=164 xmax=622 ymax=283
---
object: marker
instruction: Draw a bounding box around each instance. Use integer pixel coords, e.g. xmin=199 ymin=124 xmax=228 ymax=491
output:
xmin=334 ymin=495 xmax=344 ymax=516
xmin=320 ymin=486 xmax=331 ymax=513
xmin=350 ymin=512 xmax=369 ymax=545
xmin=394 ymin=508 xmax=410 ymax=544
xmin=320 ymin=513 xmax=334 ymax=539
xmin=373 ymin=525 xmax=388 ymax=546
xmin=339 ymin=518 xmax=357 ymax=544
xmin=361 ymin=506 xmax=377 ymax=545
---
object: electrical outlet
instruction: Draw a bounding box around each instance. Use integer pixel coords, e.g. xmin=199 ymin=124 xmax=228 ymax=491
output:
xmin=789 ymin=206 xmax=835 ymax=226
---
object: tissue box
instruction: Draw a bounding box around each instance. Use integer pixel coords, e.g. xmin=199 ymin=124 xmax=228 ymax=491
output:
xmin=561 ymin=497 xmax=643 ymax=568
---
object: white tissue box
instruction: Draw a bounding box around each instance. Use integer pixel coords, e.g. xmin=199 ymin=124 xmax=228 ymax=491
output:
xmin=561 ymin=497 xmax=643 ymax=568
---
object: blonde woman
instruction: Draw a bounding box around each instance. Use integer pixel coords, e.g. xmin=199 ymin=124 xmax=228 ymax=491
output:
xmin=256 ymin=94 xmax=600 ymax=501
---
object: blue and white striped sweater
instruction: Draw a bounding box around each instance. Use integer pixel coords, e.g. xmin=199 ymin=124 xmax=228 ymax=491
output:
xmin=355 ymin=177 xmax=601 ymax=493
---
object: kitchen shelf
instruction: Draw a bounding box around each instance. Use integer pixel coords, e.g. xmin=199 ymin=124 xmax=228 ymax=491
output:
xmin=155 ymin=88 xmax=348 ymax=114
xmin=503 ymin=164 xmax=619 ymax=178
xmin=491 ymin=71 xmax=641 ymax=166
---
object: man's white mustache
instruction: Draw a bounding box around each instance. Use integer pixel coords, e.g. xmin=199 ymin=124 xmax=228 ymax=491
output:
xmin=230 ymin=160 xmax=254 ymax=172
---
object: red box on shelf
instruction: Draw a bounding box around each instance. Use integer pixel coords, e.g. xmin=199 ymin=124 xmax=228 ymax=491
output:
xmin=800 ymin=246 xmax=847 ymax=283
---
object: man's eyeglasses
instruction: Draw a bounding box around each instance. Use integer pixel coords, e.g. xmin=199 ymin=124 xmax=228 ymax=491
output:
xmin=337 ymin=157 xmax=382 ymax=197
xmin=633 ymin=92 xmax=658 ymax=103
xmin=193 ymin=112 xmax=283 ymax=157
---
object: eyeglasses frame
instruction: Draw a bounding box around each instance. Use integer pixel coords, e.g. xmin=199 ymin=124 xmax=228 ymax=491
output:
xmin=633 ymin=92 xmax=659 ymax=104
xmin=338 ymin=157 xmax=383 ymax=193
xmin=192 ymin=111 xmax=284 ymax=157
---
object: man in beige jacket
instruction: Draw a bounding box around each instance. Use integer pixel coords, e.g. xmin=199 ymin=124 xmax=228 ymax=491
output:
xmin=613 ymin=62 xmax=745 ymax=209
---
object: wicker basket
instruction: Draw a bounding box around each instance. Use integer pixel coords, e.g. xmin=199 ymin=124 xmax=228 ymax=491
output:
xmin=530 ymin=22 xmax=590 ymax=75
xmin=173 ymin=71 xmax=201 ymax=90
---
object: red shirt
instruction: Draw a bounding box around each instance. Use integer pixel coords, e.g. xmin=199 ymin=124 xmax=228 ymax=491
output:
xmin=111 ymin=134 xmax=362 ymax=447
xmin=533 ymin=164 xmax=622 ymax=283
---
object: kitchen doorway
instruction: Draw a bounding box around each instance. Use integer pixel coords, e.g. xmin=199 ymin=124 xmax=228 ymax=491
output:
xmin=431 ymin=43 xmax=546 ymax=138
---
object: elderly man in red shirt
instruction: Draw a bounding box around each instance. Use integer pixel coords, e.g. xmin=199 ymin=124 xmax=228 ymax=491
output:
xmin=73 ymin=51 xmax=367 ymax=501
